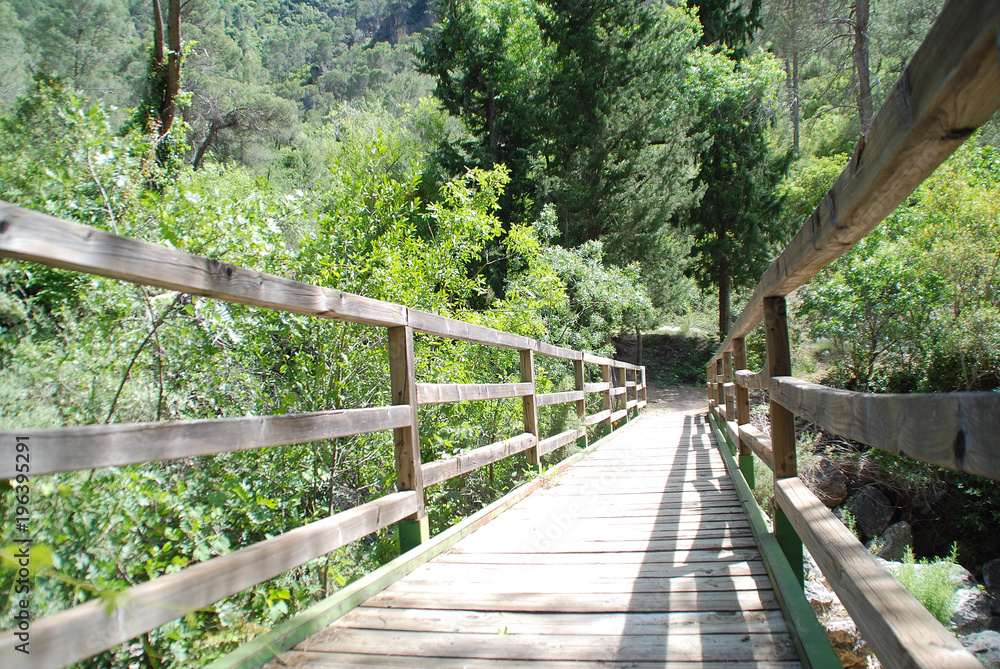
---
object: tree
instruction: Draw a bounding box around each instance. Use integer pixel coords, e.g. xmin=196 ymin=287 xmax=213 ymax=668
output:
xmin=535 ymin=0 xmax=703 ymax=259
xmin=682 ymin=0 xmax=793 ymax=339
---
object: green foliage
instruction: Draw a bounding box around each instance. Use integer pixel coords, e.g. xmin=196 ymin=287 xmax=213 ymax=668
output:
xmin=892 ymin=545 xmax=961 ymax=627
xmin=799 ymin=141 xmax=1000 ymax=393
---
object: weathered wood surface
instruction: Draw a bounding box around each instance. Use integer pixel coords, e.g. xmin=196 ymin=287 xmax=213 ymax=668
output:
xmin=585 ymin=409 xmax=612 ymax=426
xmin=389 ymin=326 xmax=424 ymax=515
xmin=0 ymin=203 xmax=408 ymax=328
xmin=538 ymin=428 xmax=586 ymax=456
xmin=536 ymin=390 xmax=585 ymax=407
xmin=771 ymin=376 xmax=1000 ymax=480
xmin=0 ymin=406 xmax=410 ymax=478
xmin=0 ymin=491 xmax=419 ymax=669
xmin=709 ymin=0 xmax=1000 ymax=365
xmin=735 ymin=368 xmax=770 ymax=390
xmin=408 ymin=309 xmax=533 ymax=350
xmin=422 ymin=433 xmax=537 ymax=487
xmin=584 ymin=381 xmax=611 ymax=393
xmin=764 ymin=297 xmax=796 ymax=479
xmin=740 ymin=424 xmax=775 ymax=471
xmin=265 ymin=410 xmax=801 ymax=668
xmin=416 ymin=382 xmax=533 ymax=405
xmin=775 ymin=477 xmax=980 ymax=669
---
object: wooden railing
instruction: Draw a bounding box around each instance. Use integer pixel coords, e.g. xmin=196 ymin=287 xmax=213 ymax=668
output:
xmin=0 ymin=202 xmax=646 ymax=668
xmin=707 ymin=2 xmax=1000 ymax=668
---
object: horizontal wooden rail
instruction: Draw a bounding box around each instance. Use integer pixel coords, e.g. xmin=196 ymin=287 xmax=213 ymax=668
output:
xmin=609 ymin=386 xmax=627 ymax=397
xmin=584 ymin=409 xmax=612 ymax=426
xmin=626 ymin=399 xmax=637 ymax=410
xmin=771 ymin=376 xmax=1000 ymax=480
xmin=0 ymin=407 xmax=410 ymax=479
xmin=610 ymin=409 xmax=628 ymax=423
xmin=0 ymin=491 xmax=418 ymax=669
xmin=0 ymin=202 xmax=637 ymax=367
xmin=415 ymin=382 xmax=533 ymax=406
xmin=538 ymin=428 xmax=586 ymax=456
xmin=775 ymin=478 xmax=980 ymax=669
xmin=739 ymin=424 xmax=774 ymax=470
xmin=735 ymin=368 xmax=769 ymax=390
xmin=421 ymin=433 xmax=537 ymax=487
xmin=709 ymin=1 xmax=1000 ymax=366
xmin=584 ymin=382 xmax=611 ymax=393
xmin=535 ymin=390 xmax=585 ymax=407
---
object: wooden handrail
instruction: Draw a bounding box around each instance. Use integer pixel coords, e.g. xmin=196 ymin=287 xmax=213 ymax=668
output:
xmin=706 ymin=3 xmax=1000 ymax=668
xmin=0 ymin=199 xmax=648 ymax=667
xmin=771 ymin=376 xmax=1000 ymax=480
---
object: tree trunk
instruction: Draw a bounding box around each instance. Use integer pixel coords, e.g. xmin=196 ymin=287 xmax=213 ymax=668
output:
xmin=160 ymin=0 xmax=181 ymax=135
xmin=791 ymin=49 xmax=800 ymax=154
xmin=719 ymin=266 xmax=731 ymax=341
xmin=853 ymin=0 xmax=873 ymax=136
xmin=192 ymin=124 xmax=220 ymax=170
xmin=635 ymin=325 xmax=643 ymax=367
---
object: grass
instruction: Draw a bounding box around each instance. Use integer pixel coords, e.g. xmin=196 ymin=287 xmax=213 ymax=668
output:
xmin=891 ymin=544 xmax=962 ymax=627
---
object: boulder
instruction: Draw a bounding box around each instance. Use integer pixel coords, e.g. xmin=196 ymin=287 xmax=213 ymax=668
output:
xmin=961 ymin=630 xmax=1000 ymax=668
xmin=983 ymin=558 xmax=1000 ymax=614
xmin=804 ymin=456 xmax=848 ymax=508
xmin=848 ymin=485 xmax=894 ymax=540
xmin=805 ymin=579 xmax=837 ymax=616
xmin=952 ymin=587 xmax=992 ymax=635
xmin=867 ymin=521 xmax=913 ymax=561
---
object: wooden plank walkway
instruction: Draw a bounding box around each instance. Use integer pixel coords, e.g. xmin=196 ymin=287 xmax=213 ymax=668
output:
xmin=266 ymin=408 xmax=801 ymax=668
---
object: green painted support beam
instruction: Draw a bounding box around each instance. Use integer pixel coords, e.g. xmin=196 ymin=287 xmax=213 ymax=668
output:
xmin=397 ymin=515 xmax=429 ymax=553
xmin=775 ymin=507 xmax=805 ymax=587
xmin=707 ymin=410 xmax=840 ymax=669
xmin=740 ymin=453 xmax=755 ymax=489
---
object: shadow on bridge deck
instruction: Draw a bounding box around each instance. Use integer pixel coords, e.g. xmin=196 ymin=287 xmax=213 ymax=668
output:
xmin=264 ymin=407 xmax=801 ymax=668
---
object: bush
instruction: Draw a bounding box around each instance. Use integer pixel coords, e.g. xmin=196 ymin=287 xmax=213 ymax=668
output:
xmin=891 ymin=545 xmax=962 ymax=627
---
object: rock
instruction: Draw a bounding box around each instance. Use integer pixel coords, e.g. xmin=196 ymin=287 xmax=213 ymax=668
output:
xmin=952 ymin=587 xmax=992 ymax=635
xmin=848 ymin=485 xmax=894 ymax=540
xmin=805 ymin=579 xmax=837 ymax=616
xmin=804 ymin=456 xmax=848 ymax=507
xmin=961 ymin=630 xmax=1000 ymax=668
xmin=983 ymin=559 xmax=1000 ymax=614
xmin=823 ymin=618 xmax=872 ymax=668
xmin=867 ymin=521 xmax=913 ymax=561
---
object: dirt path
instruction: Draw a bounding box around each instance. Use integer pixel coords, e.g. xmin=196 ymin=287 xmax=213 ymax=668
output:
xmin=643 ymin=383 xmax=707 ymax=416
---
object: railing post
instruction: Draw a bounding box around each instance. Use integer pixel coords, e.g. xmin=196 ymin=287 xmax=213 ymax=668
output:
xmin=520 ymin=349 xmax=541 ymax=474
xmin=715 ymin=359 xmax=724 ymax=409
xmin=574 ymin=357 xmax=587 ymax=448
xmin=732 ymin=337 xmax=754 ymax=489
xmin=388 ymin=325 xmax=428 ymax=552
xmin=764 ymin=296 xmax=803 ymax=586
xmin=601 ymin=362 xmax=613 ymax=433
xmin=706 ymin=362 xmax=714 ymax=405
xmin=723 ymin=350 xmax=734 ymax=420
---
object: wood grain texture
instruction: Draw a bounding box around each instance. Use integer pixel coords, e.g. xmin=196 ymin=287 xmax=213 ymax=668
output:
xmin=407 ymin=308 xmax=532 ymax=350
xmin=538 ymin=428 xmax=586 ymax=456
xmin=421 ymin=433 xmax=537 ymax=487
xmin=0 ymin=491 xmax=419 ymax=669
xmin=764 ymin=297 xmax=796 ymax=479
xmin=388 ymin=326 xmax=424 ymax=514
xmin=584 ymin=382 xmax=611 ymax=393
xmin=740 ymin=425 xmax=774 ymax=471
xmin=584 ymin=409 xmax=612 ymax=426
xmin=0 ymin=406 xmax=410 ymax=478
xmin=735 ymin=368 xmax=770 ymax=390
xmin=0 ymin=203 xmax=408 ymax=328
xmin=771 ymin=376 xmax=1000 ymax=480
xmin=709 ymin=0 xmax=1000 ymax=365
xmin=536 ymin=390 xmax=586 ymax=407
xmin=520 ymin=349 xmax=541 ymax=468
xmin=415 ymin=382 xmax=533 ymax=405
xmin=533 ymin=340 xmax=583 ymax=361
xmin=775 ymin=477 xmax=980 ymax=669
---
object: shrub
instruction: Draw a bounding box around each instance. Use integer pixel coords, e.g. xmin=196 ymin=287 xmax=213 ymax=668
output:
xmin=892 ymin=545 xmax=962 ymax=627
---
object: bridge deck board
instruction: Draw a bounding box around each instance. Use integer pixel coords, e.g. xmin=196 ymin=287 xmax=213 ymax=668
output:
xmin=267 ymin=411 xmax=802 ymax=667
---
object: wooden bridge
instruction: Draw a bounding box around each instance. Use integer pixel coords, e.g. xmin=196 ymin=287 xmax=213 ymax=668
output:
xmin=3 ymin=2 xmax=1000 ymax=668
